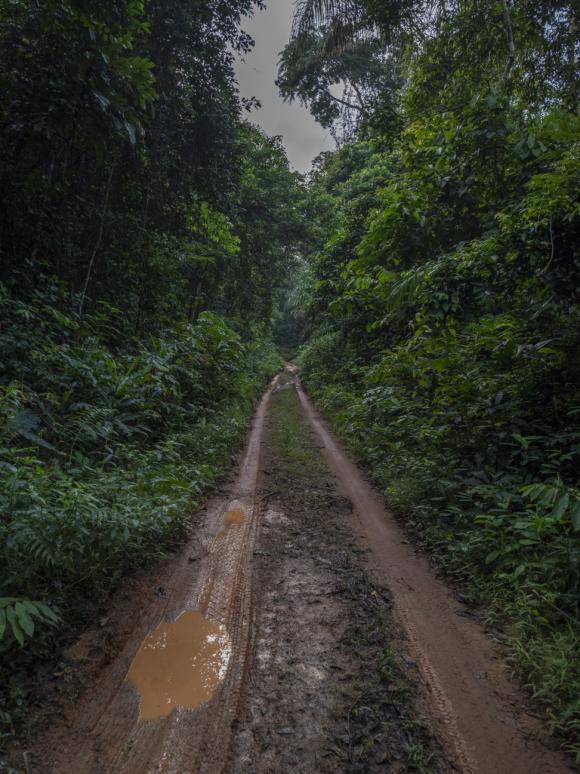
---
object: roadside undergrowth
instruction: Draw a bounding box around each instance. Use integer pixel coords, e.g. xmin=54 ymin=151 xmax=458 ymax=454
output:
xmin=298 ymin=338 xmax=580 ymax=759
xmin=0 ymin=290 xmax=282 ymax=762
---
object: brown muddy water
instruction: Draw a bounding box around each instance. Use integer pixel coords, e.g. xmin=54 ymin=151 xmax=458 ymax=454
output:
xmin=22 ymin=370 xmax=573 ymax=774
xmin=126 ymin=611 xmax=231 ymax=722
xmin=223 ymin=507 xmax=246 ymax=527
xmin=23 ymin=375 xmax=280 ymax=773
xmin=125 ymin=504 xmax=248 ymax=723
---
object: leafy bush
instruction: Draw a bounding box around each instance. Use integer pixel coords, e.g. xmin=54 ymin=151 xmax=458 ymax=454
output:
xmin=0 ymin=283 xmax=281 ymax=746
xmin=0 ymin=599 xmax=60 ymax=647
xmin=298 ymin=107 xmax=580 ymax=755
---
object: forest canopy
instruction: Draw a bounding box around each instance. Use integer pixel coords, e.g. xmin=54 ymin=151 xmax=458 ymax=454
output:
xmin=0 ymin=0 xmax=579 ymax=760
xmin=281 ymin=0 xmax=580 ymax=754
xmin=0 ymin=0 xmax=309 ymax=744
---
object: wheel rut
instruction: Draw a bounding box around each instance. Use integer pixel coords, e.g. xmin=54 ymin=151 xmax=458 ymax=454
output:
xmin=27 ymin=369 xmax=573 ymax=773
xmin=296 ymin=375 xmax=572 ymax=774
xmin=30 ymin=375 xmax=279 ymax=774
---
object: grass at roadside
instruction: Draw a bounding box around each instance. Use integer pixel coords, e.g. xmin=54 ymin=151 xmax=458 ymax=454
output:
xmin=297 ymin=344 xmax=580 ymax=759
xmin=0 ymin=302 xmax=282 ymax=764
xmin=269 ymin=383 xmax=442 ymax=772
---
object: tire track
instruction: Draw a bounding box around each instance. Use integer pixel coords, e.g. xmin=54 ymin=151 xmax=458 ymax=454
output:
xmin=296 ymin=376 xmax=572 ymax=774
xmin=32 ymin=375 xmax=279 ymax=774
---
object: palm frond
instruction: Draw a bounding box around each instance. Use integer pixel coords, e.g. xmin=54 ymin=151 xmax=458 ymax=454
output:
xmin=320 ymin=17 xmax=364 ymax=56
xmin=292 ymin=0 xmax=365 ymax=43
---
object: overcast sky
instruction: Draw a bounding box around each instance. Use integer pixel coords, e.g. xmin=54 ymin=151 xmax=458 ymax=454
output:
xmin=235 ymin=0 xmax=334 ymax=173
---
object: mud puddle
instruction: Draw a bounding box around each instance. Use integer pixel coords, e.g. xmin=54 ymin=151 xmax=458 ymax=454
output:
xmin=25 ymin=374 xmax=280 ymax=774
xmin=224 ymin=507 xmax=246 ymax=527
xmin=19 ymin=369 xmax=574 ymax=773
xmin=126 ymin=611 xmax=231 ymax=721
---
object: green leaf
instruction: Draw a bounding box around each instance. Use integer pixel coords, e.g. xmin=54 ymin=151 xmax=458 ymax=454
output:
xmin=22 ymin=600 xmax=44 ymax=619
xmin=552 ymin=493 xmax=569 ymax=521
xmin=430 ymin=358 xmax=448 ymax=373
xmin=570 ymin=502 xmax=580 ymax=531
xmin=512 ymin=433 xmax=529 ymax=450
xmin=485 ymin=550 xmax=500 ymax=564
xmin=6 ymin=607 xmax=24 ymax=646
xmin=0 ymin=609 xmax=6 ymax=640
xmin=521 ymin=483 xmax=542 ymax=501
xmin=539 ymin=486 xmax=558 ymax=508
xmin=33 ymin=602 xmax=60 ymax=624
xmin=15 ymin=602 xmax=34 ymax=637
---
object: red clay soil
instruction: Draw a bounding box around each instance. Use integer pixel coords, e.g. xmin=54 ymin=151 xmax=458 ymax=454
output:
xmin=297 ymin=376 xmax=572 ymax=774
xmin=25 ymin=375 xmax=281 ymax=774
xmin=22 ymin=369 xmax=573 ymax=773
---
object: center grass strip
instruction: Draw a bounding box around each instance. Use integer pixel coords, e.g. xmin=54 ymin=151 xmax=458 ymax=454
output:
xmin=268 ymin=384 xmax=445 ymax=772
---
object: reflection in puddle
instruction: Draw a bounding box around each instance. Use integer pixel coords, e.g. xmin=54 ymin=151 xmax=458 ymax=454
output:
xmin=224 ymin=507 xmax=246 ymax=527
xmin=126 ymin=611 xmax=231 ymax=721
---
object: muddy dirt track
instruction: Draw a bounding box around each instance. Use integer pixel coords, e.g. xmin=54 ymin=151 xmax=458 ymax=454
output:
xmin=26 ymin=369 xmax=573 ymax=773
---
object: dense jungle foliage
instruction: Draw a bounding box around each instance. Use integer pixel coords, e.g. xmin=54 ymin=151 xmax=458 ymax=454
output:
xmin=0 ymin=0 xmax=308 ymax=750
xmin=1 ymin=0 xmax=579 ymax=762
xmin=283 ymin=0 xmax=580 ymax=755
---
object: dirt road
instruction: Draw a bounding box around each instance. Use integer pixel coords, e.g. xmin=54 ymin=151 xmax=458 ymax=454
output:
xmin=26 ymin=370 xmax=572 ymax=773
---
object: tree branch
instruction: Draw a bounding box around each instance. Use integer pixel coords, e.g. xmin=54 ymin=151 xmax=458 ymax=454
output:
xmin=324 ymin=89 xmax=363 ymax=112
xmin=501 ymin=0 xmax=516 ymax=86
xmin=79 ymin=163 xmax=114 ymax=317
xmin=349 ymin=80 xmax=368 ymax=114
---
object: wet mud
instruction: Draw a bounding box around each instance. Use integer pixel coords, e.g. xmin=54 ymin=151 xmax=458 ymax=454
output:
xmin=296 ymin=377 xmax=573 ymax=774
xmin=22 ymin=369 xmax=574 ymax=773
xmin=126 ymin=611 xmax=231 ymax=721
xmin=230 ymin=382 xmax=444 ymax=772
